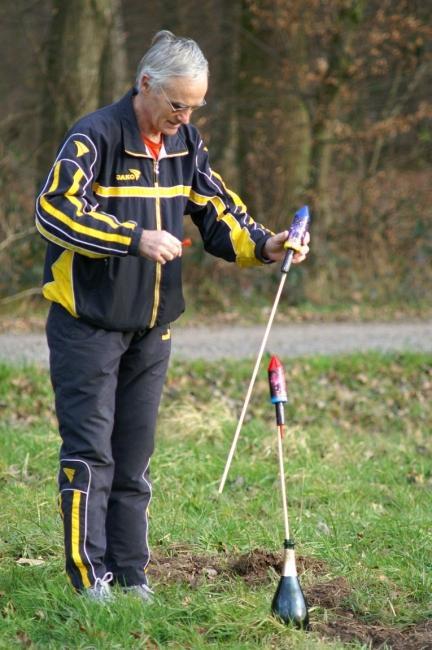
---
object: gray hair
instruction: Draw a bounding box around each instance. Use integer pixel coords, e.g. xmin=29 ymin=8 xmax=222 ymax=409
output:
xmin=136 ymin=30 xmax=209 ymax=89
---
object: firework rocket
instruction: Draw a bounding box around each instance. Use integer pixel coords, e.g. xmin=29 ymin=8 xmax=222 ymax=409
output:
xmin=281 ymin=205 xmax=310 ymax=273
xmin=267 ymin=354 xmax=309 ymax=629
xmin=268 ymin=355 xmax=288 ymax=432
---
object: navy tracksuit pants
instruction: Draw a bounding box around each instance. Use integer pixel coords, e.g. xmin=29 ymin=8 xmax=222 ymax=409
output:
xmin=46 ymin=303 xmax=171 ymax=591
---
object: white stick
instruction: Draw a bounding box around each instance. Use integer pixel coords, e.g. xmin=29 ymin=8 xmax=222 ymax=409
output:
xmin=277 ymin=425 xmax=290 ymax=541
xmin=218 ymin=272 xmax=288 ymax=493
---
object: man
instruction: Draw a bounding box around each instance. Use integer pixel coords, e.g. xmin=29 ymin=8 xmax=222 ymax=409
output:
xmin=35 ymin=30 xmax=309 ymax=601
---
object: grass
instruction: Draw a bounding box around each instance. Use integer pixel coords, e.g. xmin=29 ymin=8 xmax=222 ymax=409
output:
xmin=0 ymin=352 xmax=431 ymax=648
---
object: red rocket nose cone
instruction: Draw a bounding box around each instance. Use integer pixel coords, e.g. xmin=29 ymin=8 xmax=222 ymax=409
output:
xmin=268 ymin=355 xmax=283 ymax=372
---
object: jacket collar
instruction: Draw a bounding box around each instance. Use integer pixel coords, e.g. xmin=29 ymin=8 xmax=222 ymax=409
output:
xmin=117 ymin=88 xmax=189 ymax=158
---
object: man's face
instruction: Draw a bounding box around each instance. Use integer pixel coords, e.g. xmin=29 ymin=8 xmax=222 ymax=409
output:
xmin=139 ymin=75 xmax=208 ymax=137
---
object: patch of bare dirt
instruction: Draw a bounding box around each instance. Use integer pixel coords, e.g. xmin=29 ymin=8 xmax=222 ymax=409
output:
xmin=150 ymin=543 xmax=218 ymax=588
xmin=306 ymin=576 xmax=352 ymax=610
xmin=316 ymin=616 xmax=432 ymax=650
xmin=149 ymin=546 xmax=432 ymax=649
xmin=227 ymin=548 xmax=326 ymax=585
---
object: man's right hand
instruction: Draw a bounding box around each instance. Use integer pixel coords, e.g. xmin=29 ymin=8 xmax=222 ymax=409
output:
xmin=138 ymin=230 xmax=183 ymax=264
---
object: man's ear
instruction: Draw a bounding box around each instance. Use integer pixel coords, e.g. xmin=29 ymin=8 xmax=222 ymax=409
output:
xmin=139 ymin=74 xmax=151 ymax=94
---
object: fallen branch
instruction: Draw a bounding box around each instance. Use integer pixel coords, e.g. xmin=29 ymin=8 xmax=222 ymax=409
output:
xmin=0 ymin=287 xmax=41 ymax=304
xmin=0 ymin=227 xmax=35 ymax=253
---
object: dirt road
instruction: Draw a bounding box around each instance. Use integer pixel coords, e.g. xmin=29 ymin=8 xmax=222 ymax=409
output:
xmin=1 ymin=320 xmax=431 ymax=366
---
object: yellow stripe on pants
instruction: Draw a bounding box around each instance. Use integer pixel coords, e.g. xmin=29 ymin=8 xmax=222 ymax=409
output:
xmin=71 ymin=490 xmax=91 ymax=588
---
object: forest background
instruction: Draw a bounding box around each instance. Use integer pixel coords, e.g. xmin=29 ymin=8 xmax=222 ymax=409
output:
xmin=1 ymin=0 xmax=431 ymax=320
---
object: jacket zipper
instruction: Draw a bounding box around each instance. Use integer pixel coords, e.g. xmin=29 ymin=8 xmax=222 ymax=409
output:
xmin=149 ymin=159 xmax=162 ymax=328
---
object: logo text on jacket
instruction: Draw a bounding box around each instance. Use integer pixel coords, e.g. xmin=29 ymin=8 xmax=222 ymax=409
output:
xmin=116 ymin=168 xmax=141 ymax=181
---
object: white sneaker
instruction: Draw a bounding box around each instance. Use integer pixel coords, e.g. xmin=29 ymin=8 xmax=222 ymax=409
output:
xmin=84 ymin=572 xmax=114 ymax=602
xmin=123 ymin=583 xmax=154 ymax=603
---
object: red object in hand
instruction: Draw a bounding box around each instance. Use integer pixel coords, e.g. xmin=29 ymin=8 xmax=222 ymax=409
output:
xmin=182 ymin=238 xmax=192 ymax=247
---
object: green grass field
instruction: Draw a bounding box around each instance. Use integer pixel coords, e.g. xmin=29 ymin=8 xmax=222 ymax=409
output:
xmin=0 ymin=352 xmax=431 ymax=649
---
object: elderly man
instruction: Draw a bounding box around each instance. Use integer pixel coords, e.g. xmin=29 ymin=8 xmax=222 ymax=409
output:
xmin=35 ymin=30 xmax=309 ymax=601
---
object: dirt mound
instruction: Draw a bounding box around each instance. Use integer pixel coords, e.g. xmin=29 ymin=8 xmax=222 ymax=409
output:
xmin=317 ymin=617 xmax=432 ymax=650
xmin=227 ymin=548 xmax=326 ymax=585
xmin=150 ymin=545 xmax=324 ymax=587
xmin=306 ymin=576 xmax=352 ymax=609
xmin=149 ymin=546 xmax=432 ymax=649
xmin=150 ymin=543 xmax=218 ymax=587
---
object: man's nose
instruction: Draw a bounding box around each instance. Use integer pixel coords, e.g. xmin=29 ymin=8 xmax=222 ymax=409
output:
xmin=178 ymin=109 xmax=192 ymax=124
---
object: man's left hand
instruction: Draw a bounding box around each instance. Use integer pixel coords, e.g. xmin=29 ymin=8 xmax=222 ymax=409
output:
xmin=263 ymin=230 xmax=310 ymax=264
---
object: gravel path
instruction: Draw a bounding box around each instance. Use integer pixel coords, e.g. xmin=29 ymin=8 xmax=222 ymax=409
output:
xmin=1 ymin=320 xmax=431 ymax=366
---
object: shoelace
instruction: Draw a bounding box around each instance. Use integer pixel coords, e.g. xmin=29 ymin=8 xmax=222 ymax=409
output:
xmin=93 ymin=571 xmax=113 ymax=591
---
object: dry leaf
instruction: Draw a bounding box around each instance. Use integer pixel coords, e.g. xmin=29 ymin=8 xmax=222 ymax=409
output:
xmin=16 ymin=558 xmax=45 ymax=566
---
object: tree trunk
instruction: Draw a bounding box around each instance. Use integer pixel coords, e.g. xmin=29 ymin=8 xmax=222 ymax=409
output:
xmin=98 ymin=0 xmax=128 ymax=106
xmin=237 ymin=2 xmax=271 ymax=222
xmin=37 ymin=0 xmax=127 ymax=184
xmin=207 ymin=0 xmax=242 ymax=188
xmin=237 ymin=3 xmax=313 ymax=228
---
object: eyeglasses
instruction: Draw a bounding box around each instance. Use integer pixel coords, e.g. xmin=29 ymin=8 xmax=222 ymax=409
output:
xmin=158 ymin=85 xmax=207 ymax=113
